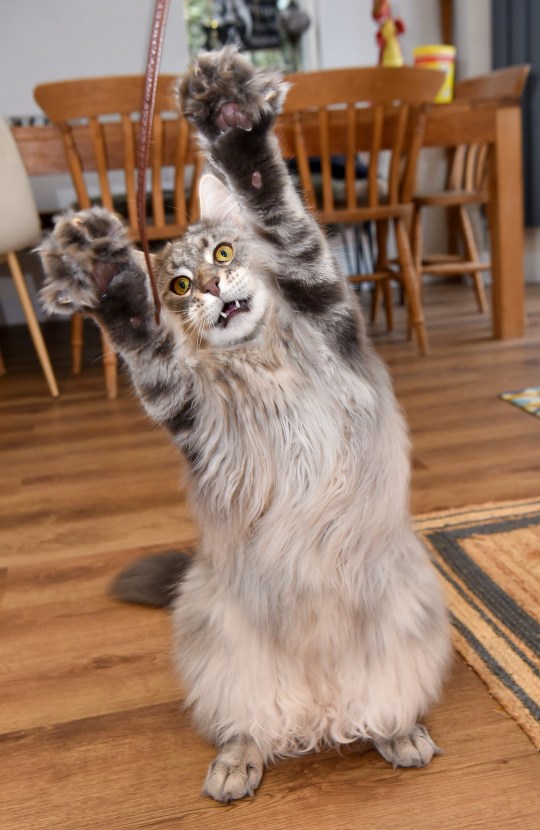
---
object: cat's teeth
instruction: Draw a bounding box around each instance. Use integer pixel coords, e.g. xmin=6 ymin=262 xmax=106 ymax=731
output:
xmin=235 ymin=300 xmax=240 ymax=308
xmin=220 ymin=312 xmax=228 ymax=319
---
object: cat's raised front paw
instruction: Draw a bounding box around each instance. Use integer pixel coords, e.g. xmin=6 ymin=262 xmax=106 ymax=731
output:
xmin=177 ymin=46 xmax=288 ymax=140
xmin=39 ymin=208 xmax=132 ymax=316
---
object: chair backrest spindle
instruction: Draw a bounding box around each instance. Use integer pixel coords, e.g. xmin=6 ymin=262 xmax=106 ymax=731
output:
xmin=345 ymin=104 xmax=357 ymax=210
xmin=388 ymin=104 xmax=408 ymax=205
xmin=400 ymin=105 xmax=428 ymax=203
xmin=88 ymin=116 xmax=114 ymax=212
xmin=318 ymin=108 xmax=334 ymax=214
xmin=58 ymin=125 xmax=92 ymax=210
xmin=150 ymin=113 xmax=165 ymax=228
xmin=368 ymin=105 xmax=384 ymax=208
xmin=121 ymin=114 xmax=138 ymax=233
xmin=173 ymin=117 xmax=189 ymax=223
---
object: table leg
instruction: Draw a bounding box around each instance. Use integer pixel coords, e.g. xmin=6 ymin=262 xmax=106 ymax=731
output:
xmin=489 ymin=106 xmax=525 ymax=339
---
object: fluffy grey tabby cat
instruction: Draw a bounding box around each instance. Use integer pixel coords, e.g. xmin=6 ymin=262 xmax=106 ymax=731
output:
xmin=39 ymin=48 xmax=451 ymax=803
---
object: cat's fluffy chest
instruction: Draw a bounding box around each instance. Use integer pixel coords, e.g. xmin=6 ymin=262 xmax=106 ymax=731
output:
xmin=183 ymin=330 xmax=379 ymax=541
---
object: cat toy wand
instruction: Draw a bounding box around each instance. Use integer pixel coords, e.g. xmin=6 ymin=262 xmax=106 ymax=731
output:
xmin=137 ymin=0 xmax=172 ymax=325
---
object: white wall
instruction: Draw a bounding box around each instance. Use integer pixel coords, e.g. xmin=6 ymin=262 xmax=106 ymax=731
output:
xmin=454 ymin=0 xmax=492 ymax=81
xmin=1 ymin=0 xmax=189 ymax=118
xmin=314 ymin=0 xmax=442 ymax=69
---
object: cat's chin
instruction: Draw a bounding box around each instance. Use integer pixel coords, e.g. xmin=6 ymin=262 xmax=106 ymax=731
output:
xmin=205 ymin=309 xmax=262 ymax=347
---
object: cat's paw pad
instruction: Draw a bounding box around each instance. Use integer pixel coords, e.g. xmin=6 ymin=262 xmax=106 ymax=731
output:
xmin=177 ymin=46 xmax=288 ymax=138
xmin=374 ymin=724 xmax=440 ymax=768
xmin=215 ymin=101 xmax=253 ymax=133
xmin=39 ymin=208 xmax=131 ymax=315
xmin=203 ymin=740 xmax=264 ymax=803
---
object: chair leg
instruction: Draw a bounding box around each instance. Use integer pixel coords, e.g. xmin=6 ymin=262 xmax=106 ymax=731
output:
xmin=0 ymin=347 xmax=6 ymax=376
xmin=7 ymin=251 xmax=60 ymax=397
xmin=411 ymin=206 xmax=421 ymax=272
xmin=100 ymin=329 xmax=118 ymax=399
xmin=374 ymin=220 xmax=394 ymax=331
xmin=410 ymin=205 xmax=425 ymax=302
xmin=71 ymin=313 xmax=84 ymax=374
xmin=458 ymin=205 xmax=488 ymax=313
xmin=381 ymin=278 xmax=394 ymax=331
xmin=393 ymin=218 xmax=429 ymax=356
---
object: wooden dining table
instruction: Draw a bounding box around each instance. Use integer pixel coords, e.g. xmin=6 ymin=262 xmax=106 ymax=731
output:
xmin=13 ymin=95 xmax=525 ymax=339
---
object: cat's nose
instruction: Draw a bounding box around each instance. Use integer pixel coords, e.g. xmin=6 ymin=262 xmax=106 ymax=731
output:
xmin=202 ymin=276 xmax=221 ymax=297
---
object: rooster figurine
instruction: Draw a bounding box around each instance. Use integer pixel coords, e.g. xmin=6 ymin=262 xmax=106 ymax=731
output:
xmin=372 ymin=0 xmax=405 ymax=67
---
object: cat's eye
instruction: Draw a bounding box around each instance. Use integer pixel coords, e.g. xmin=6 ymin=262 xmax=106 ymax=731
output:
xmin=170 ymin=276 xmax=192 ymax=296
xmin=214 ymin=243 xmax=234 ymax=264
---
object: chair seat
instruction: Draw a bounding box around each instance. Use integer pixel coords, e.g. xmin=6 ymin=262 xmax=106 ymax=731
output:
xmin=413 ymin=189 xmax=486 ymax=208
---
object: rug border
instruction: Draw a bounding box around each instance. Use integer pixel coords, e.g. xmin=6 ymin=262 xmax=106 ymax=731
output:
xmin=414 ymin=498 xmax=540 ymax=751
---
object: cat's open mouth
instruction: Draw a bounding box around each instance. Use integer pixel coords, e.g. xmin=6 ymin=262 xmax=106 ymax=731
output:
xmin=216 ymin=298 xmax=250 ymax=328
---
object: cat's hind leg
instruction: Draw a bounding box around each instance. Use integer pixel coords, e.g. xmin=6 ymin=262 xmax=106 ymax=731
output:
xmin=204 ymin=736 xmax=264 ymax=803
xmin=373 ymin=723 xmax=440 ymax=769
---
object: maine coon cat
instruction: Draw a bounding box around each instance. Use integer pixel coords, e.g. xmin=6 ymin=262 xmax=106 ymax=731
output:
xmin=39 ymin=47 xmax=451 ymax=803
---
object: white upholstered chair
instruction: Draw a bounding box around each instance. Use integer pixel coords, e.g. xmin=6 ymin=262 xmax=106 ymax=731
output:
xmin=0 ymin=117 xmax=59 ymax=397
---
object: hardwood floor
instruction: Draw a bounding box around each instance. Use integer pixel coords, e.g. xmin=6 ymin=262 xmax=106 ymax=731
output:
xmin=1 ymin=283 xmax=539 ymax=829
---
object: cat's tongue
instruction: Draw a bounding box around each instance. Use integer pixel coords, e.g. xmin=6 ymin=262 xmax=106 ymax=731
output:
xmin=220 ymin=299 xmax=248 ymax=326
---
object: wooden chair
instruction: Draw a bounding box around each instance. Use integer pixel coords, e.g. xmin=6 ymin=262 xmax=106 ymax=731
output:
xmin=34 ymin=76 xmax=203 ymax=398
xmin=0 ymin=117 xmax=59 ymax=397
xmin=279 ymin=66 xmax=444 ymax=355
xmin=411 ymin=65 xmax=531 ymax=313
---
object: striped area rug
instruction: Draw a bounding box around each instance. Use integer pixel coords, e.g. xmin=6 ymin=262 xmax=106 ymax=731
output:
xmin=499 ymin=387 xmax=540 ymax=418
xmin=415 ymin=499 xmax=540 ymax=750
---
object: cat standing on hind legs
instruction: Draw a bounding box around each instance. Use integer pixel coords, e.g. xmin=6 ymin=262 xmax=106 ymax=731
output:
xmin=39 ymin=47 xmax=451 ymax=803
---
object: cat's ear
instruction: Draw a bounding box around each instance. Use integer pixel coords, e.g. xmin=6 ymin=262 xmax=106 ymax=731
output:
xmin=198 ymin=173 xmax=243 ymax=227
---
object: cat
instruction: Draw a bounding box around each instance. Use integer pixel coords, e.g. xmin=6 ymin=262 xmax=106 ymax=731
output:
xmin=39 ymin=47 xmax=451 ymax=803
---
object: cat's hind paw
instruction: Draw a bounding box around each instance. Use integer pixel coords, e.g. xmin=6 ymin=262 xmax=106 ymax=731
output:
xmin=39 ymin=208 xmax=132 ymax=316
xmin=203 ymin=737 xmax=264 ymax=803
xmin=374 ymin=724 xmax=440 ymax=769
xmin=177 ymin=46 xmax=288 ymax=141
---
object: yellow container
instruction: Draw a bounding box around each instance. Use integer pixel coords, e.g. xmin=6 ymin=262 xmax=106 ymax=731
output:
xmin=413 ymin=44 xmax=456 ymax=103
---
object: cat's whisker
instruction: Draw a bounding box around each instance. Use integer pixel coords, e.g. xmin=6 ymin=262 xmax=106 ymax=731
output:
xmin=195 ymin=319 xmax=205 ymax=350
xmin=184 ymin=316 xmax=202 ymax=340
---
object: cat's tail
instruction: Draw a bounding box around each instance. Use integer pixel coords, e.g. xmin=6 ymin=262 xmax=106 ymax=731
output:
xmin=109 ymin=550 xmax=193 ymax=608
